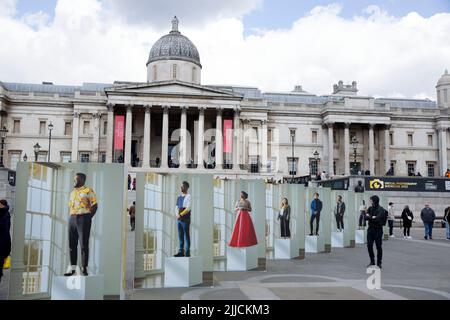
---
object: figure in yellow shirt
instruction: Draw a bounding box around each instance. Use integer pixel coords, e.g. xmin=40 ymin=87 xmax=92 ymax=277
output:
xmin=64 ymin=173 xmax=98 ymax=277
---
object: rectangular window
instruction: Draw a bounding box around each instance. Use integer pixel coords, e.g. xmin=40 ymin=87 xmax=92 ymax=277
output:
xmin=64 ymin=122 xmax=72 ymax=136
xmin=39 ymin=121 xmax=46 ymax=135
xmin=60 ymin=153 xmax=71 ymax=163
xmin=103 ymin=121 xmax=107 ymax=135
xmin=172 ymin=64 xmax=177 ymax=79
xmin=152 ymin=65 xmax=157 ymax=81
xmin=287 ymin=157 xmax=297 ymax=176
xmin=80 ymin=153 xmax=90 ymax=163
xmin=100 ymin=153 xmax=106 ymax=163
xmin=83 ymin=121 xmax=90 ymax=135
xmin=13 ymin=120 xmax=21 ymax=134
xmin=407 ymin=133 xmax=413 ymax=146
xmin=406 ymin=161 xmax=416 ymax=176
xmin=427 ymin=162 xmax=435 ymax=177
xmin=309 ymin=159 xmax=318 ymax=176
xmin=390 ymin=161 xmax=396 ymax=175
xmin=444 ymin=88 xmax=448 ymax=103
xmin=311 ymin=130 xmax=318 ymax=144
xmin=37 ymin=152 xmax=47 ymax=162
xmin=437 ymin=90 xmax=441 ymax=105
xmin=9 ymin=152 xmax=21 ymax=170
xmin=427 ymin=134 xmax=433 ymax=147
xmin=389 ymin=132 xmax=394 ymax=146
xmin=350 ymin=131 xmax=357 ymax=142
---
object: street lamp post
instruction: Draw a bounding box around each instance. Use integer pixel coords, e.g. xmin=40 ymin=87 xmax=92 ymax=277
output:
xmin=313 ymin=150 xmax=319 ymax=178
xmin=34 ymin=143 xmax=41 ymax=162
xmin=0 ymin=126 xmax=8 ymax=168
xmin=48 ymin=122 xmax=54 ymax=162
xmin=290 ymin=130 xmax=295 ymax=182
xmin=351 ymin=137 xmax=358 ymax=175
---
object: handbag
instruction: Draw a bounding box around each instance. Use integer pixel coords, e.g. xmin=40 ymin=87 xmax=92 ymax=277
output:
xmin=3 ymin=256 xmax=11 ymax=269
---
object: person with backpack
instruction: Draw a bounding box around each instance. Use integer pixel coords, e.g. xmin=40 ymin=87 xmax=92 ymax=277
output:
xmin=421 ymin=204 xmax=436 ymax=240
xmin=365 ymin=195 xmax=387 ymax=269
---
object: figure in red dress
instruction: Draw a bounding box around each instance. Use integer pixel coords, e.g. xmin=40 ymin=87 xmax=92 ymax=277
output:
xmin=229 ymin=191 xmax=258 ymax=247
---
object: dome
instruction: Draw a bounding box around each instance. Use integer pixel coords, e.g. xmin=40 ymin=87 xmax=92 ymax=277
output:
xmin=147 ymin=16 xmax=201 ymax=68
xmin=437 ymin=69 xmax=450 ymax=86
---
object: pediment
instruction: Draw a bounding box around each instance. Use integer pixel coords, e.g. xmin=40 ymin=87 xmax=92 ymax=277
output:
xmin=106 ymin=81 xmax=242 ymax=99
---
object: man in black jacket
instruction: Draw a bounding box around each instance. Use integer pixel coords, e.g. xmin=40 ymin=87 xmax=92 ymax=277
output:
xmin=366 ymin=195 xmax=386 ymax=269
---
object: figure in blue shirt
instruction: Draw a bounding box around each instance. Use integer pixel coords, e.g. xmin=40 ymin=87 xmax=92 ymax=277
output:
xmin=309 ymin=192 xmax=323 ymax=236
xmin=174 ymin=181 xmax=192 ymax=257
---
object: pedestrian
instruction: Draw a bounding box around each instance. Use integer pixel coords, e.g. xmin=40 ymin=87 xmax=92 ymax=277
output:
xmin=321 ymin=171 xmax=327 ymax=181
xmin=128 ymin=174 xmax=131 ymax=190
xmin=420 ymin=204 xmax=436 ymax=240
xmin=358 ymin=200 xmax=367 ymax=230
xmin=278 ymin=198 xmax=291 ymax=239
xmin=174 ymin=181 xmax=192 ymax=257
xmin=0 ymin=199 xmax=11 ymax=284
xmin=365 ymin=195 xmax=387 ymax=269
xmin=443 ymin=206 xmax=450 ymax=240
xmin=335 ymin=195 xmax=345 ymax=232
xmin=354 ymin=180 xmax=365 ymax=193
xmin=128 ymin=201 xmax=136 ymax=231
xmin=387 ymin=202 xmax=395 ymax=238
xmin=309 ymin=193 xmax=323 ymax=236
xmin=132 ymin=178 xmax=136 ymax=191
xmin=401 ymin=205 xmax=413 ymax=239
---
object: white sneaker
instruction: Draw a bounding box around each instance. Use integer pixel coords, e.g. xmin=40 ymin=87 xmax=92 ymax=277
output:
xmin=407 ymin=236 xmax=412 ymax=239
xmin=403 ymin=236 xmax=407 ymax=239
xmin=390 ymin=235 xmax=395 ymax=238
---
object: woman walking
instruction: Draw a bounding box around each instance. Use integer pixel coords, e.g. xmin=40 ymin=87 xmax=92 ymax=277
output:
xmin=229 ymin=191 xmax=258 ymax=248
xmin=278 ymin=198 xmax=291 ymax=239
xmin=401 ymin=205 xmax=414 ymax=239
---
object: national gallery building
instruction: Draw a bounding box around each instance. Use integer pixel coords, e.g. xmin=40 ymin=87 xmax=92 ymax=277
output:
xmin=0 ymin=17 xmax=449 ymax=178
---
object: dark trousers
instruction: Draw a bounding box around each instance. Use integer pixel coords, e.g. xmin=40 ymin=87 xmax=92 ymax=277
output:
xmin=424 ymin=222 xmax=433 ymax=238
xmin=177 ymin=219 xmax=191 ymax=253
xmin=280 ymin=217 xmax=291 ymax=238
xmin=403 ymin=226 xmax=410 ymax=236
xmin=310 ymin=213 xmax=320 ymax=235
xmin=367 ymin=228 xmax=383 ymax=264
xmin=359 ymin=212 xmax=366 ymax=227
xmin=388 ymin=220 xmax=394 ymax=236
xmin=69 ymin=214 xmax=92 ymax=268
xmin=130 ymin=217 xmax=135 ymax=230
xmin=335 ymin=214 xmax=344 ymax=230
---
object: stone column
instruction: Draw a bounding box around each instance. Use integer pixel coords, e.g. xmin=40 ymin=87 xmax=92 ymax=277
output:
xmin=91 ymin=113 xmax=100 ymax=162
xmin=344 ymin=123 xmax=350 ymax=175
xmin=327 ymin=122 xmax=334 ymax=175
xmin=124 ymin=105 xmax=133 ymax=166
xmin=261 ymin=120 xmax=268 ymax=173
xmin=384 ymin=125 xmax=391 ymax=174
xmin=71 ymin=112 xmax=80 ymax=162
xmin=161 ymin=106 xmax=169 ymax=169
xmin=179 ymin=106 xmax=188 ymax=169
xmin=142 ymin=105 xmax=151 ymax=167
xmin=233 ymin=108 xmax=241 ymax=171
xmin=215 ymin=108 xmax=223 ymax=170
xmin=106 ymin=104 xmax=114 ymax=163
xmin=439 ymin=126 xmax=448 ymax=175
xmin=369 ymin=124 xmax=375 ymax=175
xmin=197 ymin=106 xmax=205 ymax=170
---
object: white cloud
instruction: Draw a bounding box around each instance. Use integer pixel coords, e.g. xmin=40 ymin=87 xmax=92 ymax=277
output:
xmin=0 ymin=1 xmax=449 ymax=100
xmin=0 ymin=0 xmax=17 ymax=17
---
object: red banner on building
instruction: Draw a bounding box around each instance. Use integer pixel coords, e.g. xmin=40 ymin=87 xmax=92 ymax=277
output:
xmin=223 ymin=119 xmax=233 ymax=153
xmin=114 ymin=115 xmax=125 ymax=150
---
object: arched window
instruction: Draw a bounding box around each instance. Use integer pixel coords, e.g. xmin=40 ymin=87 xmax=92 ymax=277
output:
xmin=192 ymin=67 xmax=196 ymax=83
xmin=172 ymin=64 xmax=177 ymax=79
xmin=152 ymin=65 xmax=157 ymax=81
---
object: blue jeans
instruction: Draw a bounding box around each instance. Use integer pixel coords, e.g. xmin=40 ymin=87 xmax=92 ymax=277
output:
xmin=177 ymin=219 xmax=190 ymax=253
xmin=424 ymin=222 xmax=433 ymax=238
xmin=446 ymin=221 xmax=450 ymax=239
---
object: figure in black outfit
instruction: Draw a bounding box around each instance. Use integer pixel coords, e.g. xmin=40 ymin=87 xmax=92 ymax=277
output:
xmin=401 ymin=205 xmax=413 ymax=238
xmin=0 ymin=200 xmax=11 ymax=284
xmin=365 ymin=195 xmax=386 ymax=269
xmin=335 ymin=195 xmax=345 ymax=231
xmin=278 ymin=198 xmax=291 ymax=238
xmin=309 ymin=193 xmax=323 ymax=236
xmin=354 ymin=181 xmax=365 ymax=193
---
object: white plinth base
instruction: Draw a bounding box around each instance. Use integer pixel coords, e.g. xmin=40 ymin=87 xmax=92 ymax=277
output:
xmin=51 ymin=275 xmax=104 ymax=300
xmin=164 ymin=256 xmax=203 ymax=288
xmin=305 ymin=235 xmax=324 ymax=253
xmin=274 ymin=238 xmax=298 ymax=259
xmin=227 ymin=246 xmax=258 ymax=271
xmin=356 ymin=230 xmax=367 ymax=244
xmin=332 ymin=232 xmax=345 ymax=248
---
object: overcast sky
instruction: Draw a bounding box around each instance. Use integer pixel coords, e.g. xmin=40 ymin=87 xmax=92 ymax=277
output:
xmin=1 ymin=0 xmax=449 ymax=99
